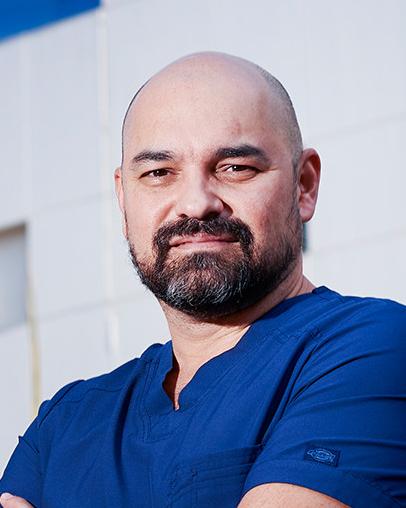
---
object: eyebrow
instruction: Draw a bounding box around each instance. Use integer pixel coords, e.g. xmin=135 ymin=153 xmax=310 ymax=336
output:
xmin=129 ymin=144 xmax=270 ymax=167
xmin=214 ymin=144 xmax=270 ymax=164
xmin=131 ymin=149 xmax=176 ymax=165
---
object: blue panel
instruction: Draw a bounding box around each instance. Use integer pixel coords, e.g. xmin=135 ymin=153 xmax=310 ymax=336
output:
xmin=0 ymin=0 xmax=100 ymax=41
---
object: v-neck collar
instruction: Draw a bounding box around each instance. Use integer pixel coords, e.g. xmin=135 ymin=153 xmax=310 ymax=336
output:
xmin=146 ymin=286 xmax=328 ymax=416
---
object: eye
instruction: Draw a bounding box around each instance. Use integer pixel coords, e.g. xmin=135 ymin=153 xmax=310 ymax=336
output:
xmin=141 ymin=168 xmax=170 ymax=179
xmin=225 ymin=164 xmax=254 ymax=172
xmin=218 ymin=164 xmax=259 ymax=180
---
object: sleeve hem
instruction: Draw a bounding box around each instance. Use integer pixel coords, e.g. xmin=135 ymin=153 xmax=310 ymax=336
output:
xmin=242 ymin=459 xmax=400 ymax=508
xmin=0 ymin=482 xmax=39 ymax=508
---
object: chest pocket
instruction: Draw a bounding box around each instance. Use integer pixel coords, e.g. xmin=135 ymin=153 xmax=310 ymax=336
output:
xmin=169 ymin=445 xmax=262 ymax=508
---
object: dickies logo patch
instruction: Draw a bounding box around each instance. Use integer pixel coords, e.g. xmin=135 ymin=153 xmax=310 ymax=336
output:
xmin=304 ymin=445 xmax=340 ymax=467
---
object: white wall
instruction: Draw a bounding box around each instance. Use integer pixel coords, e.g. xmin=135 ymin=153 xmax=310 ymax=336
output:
xmin=0 ymin=0 xmax=405 ymax=472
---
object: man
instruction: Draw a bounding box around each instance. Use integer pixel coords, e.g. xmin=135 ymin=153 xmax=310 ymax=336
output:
xmin=1 ymin=52 xmax=405 ymax=508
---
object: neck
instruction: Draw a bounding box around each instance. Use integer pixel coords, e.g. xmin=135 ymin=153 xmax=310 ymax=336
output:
xmin=160 ymin=261 xmax=314 ymax=406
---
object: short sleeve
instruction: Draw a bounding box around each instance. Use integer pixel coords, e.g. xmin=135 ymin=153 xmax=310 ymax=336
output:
xmin=0 ymin=380 xmax=81 ymax=508
xmin=242 ymin=302 xmax=406 ymax=508
xmin=0 ymin=411 xmax=42 ymax=508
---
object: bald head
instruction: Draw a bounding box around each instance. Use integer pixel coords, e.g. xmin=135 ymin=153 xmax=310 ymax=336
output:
xmin=122 ymin=52 xmax=303 ymax=171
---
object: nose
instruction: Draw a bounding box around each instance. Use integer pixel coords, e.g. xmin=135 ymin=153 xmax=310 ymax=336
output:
xmin=174 ymin=174 xmax=225 ymax=219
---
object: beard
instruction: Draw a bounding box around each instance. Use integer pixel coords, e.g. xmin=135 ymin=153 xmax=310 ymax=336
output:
xmin=127 ymin=208 xmax=302 ymax=319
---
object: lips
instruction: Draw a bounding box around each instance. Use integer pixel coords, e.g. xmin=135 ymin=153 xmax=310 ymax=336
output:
xmin=169 ymin=233 xmax=236 ymax=247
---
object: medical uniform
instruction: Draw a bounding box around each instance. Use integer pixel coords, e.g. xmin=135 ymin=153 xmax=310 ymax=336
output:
xmin=1 ymin=286 xmax=406 ymax=507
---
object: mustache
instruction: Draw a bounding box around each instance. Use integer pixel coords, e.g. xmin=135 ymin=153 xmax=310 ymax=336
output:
xmin=153 ymin=216 xmax=254 ymax=254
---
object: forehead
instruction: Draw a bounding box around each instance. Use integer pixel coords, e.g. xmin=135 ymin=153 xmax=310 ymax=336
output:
xmin=123 ymin=61 xmax=287 ymax=164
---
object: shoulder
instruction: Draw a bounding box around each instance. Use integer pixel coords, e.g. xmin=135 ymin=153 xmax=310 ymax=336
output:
xmin=294 ymin=287 xmax=406 ymax=349
xmin=37 ymin=342 xmax=164 ymax=427
xmin=294 ymin=292 xmax=406 ymax=399
xmin=315 ymin=291 xmax=406 ymax=350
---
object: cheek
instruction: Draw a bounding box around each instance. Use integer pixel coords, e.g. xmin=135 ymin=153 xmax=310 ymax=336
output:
xmin=244 ymin=196 xmax=294 ymax=250
xmin=125 ymin=211 xmax=155 ymax=259
xmin=251 ymin=198 xmax=286 ymax=232
xmin=122 ymin=189 xmax=160 ymax=256
xmin=123 ymin=184 xmax=174 ymax=251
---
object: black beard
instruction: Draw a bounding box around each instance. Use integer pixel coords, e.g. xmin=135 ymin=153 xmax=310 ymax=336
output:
xmin=128 ymin=214 xmax=301 ymax=319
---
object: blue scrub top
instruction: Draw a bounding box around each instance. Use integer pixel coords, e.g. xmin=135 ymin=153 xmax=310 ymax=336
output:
xmin=1 ymin=286 xmax=406 ymax=507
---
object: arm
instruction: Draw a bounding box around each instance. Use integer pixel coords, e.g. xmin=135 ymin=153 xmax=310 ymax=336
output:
xmin=0 ymin=493 xmax=33 ymax=507
xmin=0 ymin=423 xmax=41 ymax=508
xmin=238 ymin=483 xmax=349 ymax=507
xmin=237 ymin=302 xmax=406 ymax=508
xmin=0 ymin=381 xmax=82 ymax=507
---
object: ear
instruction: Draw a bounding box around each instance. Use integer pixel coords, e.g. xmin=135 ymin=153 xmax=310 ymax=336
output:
xmin=114 ymin=167 xmax=128 ymax=239
xmin=296 ymin=148 xmax=321 ymax=223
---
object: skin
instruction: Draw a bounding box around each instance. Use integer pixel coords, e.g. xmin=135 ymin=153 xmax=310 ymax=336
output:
xmin=116 ymin=52 xmax=348 ymax=507
xmin=117 ymin=53 xmax=321 ymax=404
xmin=3 ymin=53 xmax=348 ymax=507
xmin=0 ymin=493 xmax=33 ymax=507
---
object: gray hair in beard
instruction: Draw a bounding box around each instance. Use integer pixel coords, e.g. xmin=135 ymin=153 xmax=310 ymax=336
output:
xmin=127 ymin=215 xmax=301 ymax=319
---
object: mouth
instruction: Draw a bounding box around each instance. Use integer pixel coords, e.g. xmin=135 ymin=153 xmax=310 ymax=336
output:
xmin=169 ymin=233 xmax=237 ymax=249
